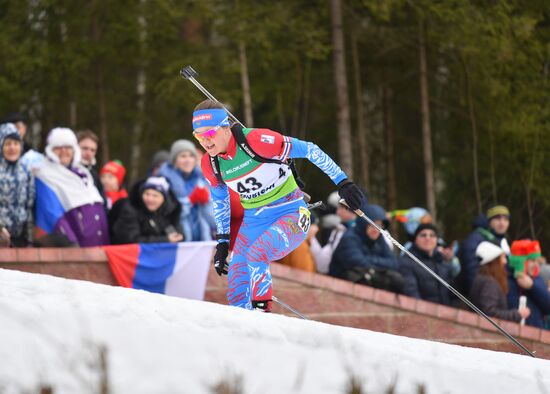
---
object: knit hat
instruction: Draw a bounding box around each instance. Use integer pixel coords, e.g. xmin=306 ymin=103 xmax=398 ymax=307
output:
xmin=1 ymin=112 xmax=26 ymax=124
xmin=476 ymin=241 xmax=504 ymax=265
xmin=151 ymin=150 xmax=170 ymax=168
xmin=487 ymin=205 xmax=510 ymax=220
xmin=413 ymin=223 xmax=438 ymax=241
xmin=0 ymin=123 xmax=20 ymax=144
xmin=327 ymin=191 xmax=340 ymax=209
xmin=141 ymin=176 xmax=170 ymax=197
xmin=364 ymin=204 xmax=387 ymax=223
xmin=45 ymin=127 xmax=81 ymax=166
xmin=100 ymin=160 xmax=126 ymax=188
xmin=169 ymin=139 xmax=198 ymax=164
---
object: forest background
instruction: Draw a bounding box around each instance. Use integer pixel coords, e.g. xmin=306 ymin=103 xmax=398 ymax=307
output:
xmin=1 ymin=0 xmax=549 ymax=248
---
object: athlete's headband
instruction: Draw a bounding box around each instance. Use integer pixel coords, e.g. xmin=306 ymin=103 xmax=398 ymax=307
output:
xmin=192 ymin=109 xmax=230 ymax=130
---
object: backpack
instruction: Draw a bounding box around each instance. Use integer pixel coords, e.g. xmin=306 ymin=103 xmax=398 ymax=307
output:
xmin=208 ymin=124 xmax=305 ymax=190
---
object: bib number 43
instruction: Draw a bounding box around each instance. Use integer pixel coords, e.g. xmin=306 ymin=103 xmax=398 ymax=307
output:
xmin=236 ymin=177 xmax=263 ymax=194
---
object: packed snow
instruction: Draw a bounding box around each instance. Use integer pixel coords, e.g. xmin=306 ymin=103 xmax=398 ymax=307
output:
xmin=0 ymin=268 xmax=549 ymax=394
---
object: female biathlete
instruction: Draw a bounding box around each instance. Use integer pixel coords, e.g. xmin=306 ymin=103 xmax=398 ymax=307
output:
xmin=193 ymin=99 xmax=364 ymax=312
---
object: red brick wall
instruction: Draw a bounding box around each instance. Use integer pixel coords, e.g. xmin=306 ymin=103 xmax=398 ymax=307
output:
xmin=2 ymin=247 xmax=549 ymax=359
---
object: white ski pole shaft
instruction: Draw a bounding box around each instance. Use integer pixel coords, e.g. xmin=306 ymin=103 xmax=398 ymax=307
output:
xmin=339 ymin=199 xmax=536 ymax=358
xmin=273 ymin=296 xmax=309 ymax=320
xmin=519 ymin=295 xmax=527 ymax=326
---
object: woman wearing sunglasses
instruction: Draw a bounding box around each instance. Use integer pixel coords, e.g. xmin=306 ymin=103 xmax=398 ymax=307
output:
xmin=193 ymin=99 xmax=364 ymax=312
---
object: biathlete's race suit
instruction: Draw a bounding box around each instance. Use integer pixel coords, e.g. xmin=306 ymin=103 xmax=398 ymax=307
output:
xmin=201 ymin=125 xmax=354 ymax=311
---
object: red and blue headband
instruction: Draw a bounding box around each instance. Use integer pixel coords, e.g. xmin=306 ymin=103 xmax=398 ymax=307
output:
xmin=192 ymin=109 xmax=230 ymax=130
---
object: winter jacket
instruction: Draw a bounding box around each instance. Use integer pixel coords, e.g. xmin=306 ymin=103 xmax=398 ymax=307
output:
xmin=0 ymin=126 xmax=34 ymax=246
xmin=158 ymin=162 xmax=215 ymax=241
xmin=329 ymin=215 xmax=398 ymax=279
xmin=469 ymin=274 xmax=521 ymax=322
xmin=457 ymin=214 xmax=509 ymax=294
xmin=110 ymin=180 xmax=183 ymax=244
xmin=507 ymin=269 xmax=550 ymax=329
xmin=399 ymin=245 xmax=453 ymax=306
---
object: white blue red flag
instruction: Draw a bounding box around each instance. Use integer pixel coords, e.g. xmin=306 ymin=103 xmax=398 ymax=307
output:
xmin=102 ymin=242 xmax=215 ymax=300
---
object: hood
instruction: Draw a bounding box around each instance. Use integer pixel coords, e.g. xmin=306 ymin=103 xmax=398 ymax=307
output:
xmin=472 ymin=213 xmax=489 ymax=230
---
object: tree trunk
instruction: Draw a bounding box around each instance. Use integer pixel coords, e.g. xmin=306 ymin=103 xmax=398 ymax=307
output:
xmin=91 ymin=10 xmax=109 ymax=163
xmin=239 ymin=40 xmax=253 ymax=127
xmin=351 ymin=31 xmax=369 ymax=190
xmin=418 ymin=17 xmax=436 ymax=221
xmin=298 ymin=60 xmax=311 ymax=140
xmin=462 ymin=56 xmax=482 ymax=215
xmin=488 ymin=122 xmax=498 ymax=204
xmin=383 ymin=87 xmax=396 ymax=213
xmin=330 ymin=0 xmax=353 ymax=178
xmin=130 ymin=0 xmax=147 ymax=184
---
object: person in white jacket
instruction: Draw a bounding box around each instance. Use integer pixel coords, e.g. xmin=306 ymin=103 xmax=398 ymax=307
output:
xmin=310 ymin=191 xmax=357 ymax=274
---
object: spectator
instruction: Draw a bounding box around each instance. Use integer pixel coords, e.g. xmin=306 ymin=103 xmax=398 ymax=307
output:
xmin=469 ymin=241 xmax=528 ymax=323
xmin=310 ymin=191 xmax=357 ymax=274
xmin=159 ymin=139 xmax=215 ymax=241
xmin=457 ymin=205 xmax=511 ymax=294
xmin=506 ymin=240 xmax=550 ymax=328
xmin=34 ymin=127 xmax=108 ymax=246
xmin=2 ymin=112 xmax=30 ymax=152
xmin=399 ymin=223 xmax=454 ymax=305
xmin=1 ymin=112 xmax=43 ymax=171
xmin=77 ymin=130 xmax=104 ymax=198
xmin=111 ymin=176 xmax=183 ymax=244
xmin=329 ymin=203 xmax=403 ymax=293
xmin=277 ymin=219 xmax=318 ymax=272
xmin=148 ymin=149 xmax=170 ymax=176
xmin=0 ymin=123 xmax=34 ymax=246
xmin=100 ymin=160 xmax=128 ymax=209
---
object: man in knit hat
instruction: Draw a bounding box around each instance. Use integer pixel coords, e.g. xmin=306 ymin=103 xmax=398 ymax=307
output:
xmin=457 ymin=204 xmax=512 ymax=294
xmin=158 ymin=139 xmax=214 ymax=242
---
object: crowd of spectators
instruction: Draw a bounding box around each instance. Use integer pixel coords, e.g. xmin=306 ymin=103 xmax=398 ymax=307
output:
xmin=0 ymin=112 xmax=549 ymax=330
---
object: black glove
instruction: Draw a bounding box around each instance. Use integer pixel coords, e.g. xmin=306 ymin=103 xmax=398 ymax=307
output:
xmin=337 ymin=179 xmax=364 ymax=211
xmin=213 ymin=242 xmax=229 ymax=276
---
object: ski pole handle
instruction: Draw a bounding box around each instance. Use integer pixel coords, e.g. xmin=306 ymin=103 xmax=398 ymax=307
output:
xmin=519 ymin=295 xmax=527 ymax=326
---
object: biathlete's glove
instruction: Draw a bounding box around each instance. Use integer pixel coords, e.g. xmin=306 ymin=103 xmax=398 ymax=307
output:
xmin=213 ymin=241 xmax=229 ymax=276
xmin=337 ymin=179 xmax=364 ymax=211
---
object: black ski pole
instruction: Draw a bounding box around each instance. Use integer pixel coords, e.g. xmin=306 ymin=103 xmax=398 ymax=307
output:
xmin=180 ymin=65 xmax=244 ymax=127
xmin=339 ymin=199 xmax=536 ymax=358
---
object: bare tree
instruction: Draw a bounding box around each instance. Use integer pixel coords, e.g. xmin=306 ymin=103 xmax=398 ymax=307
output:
xmin=351 ymin=31 xmax=369 ymax=190
xmin=91 ymin=5 xmax=109 ymax=163
xmin=130 ymin=0 xmax=148 ymax=184
xmin=418 ymin=17 xmax=436 ymax=221
xmin=330 ymin=0 xmax=353 ymax=178
xmin=383 ymin=87 xmax=396 ymax=214
xmin=239 ymin=40 xmax=254 ymax=127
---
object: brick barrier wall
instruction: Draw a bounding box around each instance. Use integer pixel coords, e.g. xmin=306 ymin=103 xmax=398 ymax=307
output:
xmin=1 ymin=247 xmax=549 ymax=359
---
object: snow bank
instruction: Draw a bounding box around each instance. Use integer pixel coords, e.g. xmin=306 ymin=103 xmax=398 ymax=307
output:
xmin=0 ymin=268 xmax=548 ymax=394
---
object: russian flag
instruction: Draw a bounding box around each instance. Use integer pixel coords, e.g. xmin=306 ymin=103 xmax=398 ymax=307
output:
xmin=102 ymin=242 xmax=216 ymax=300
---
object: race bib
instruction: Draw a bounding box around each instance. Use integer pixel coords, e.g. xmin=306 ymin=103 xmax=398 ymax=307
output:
xmin=298 ymin=206 xmax=311 ymax=233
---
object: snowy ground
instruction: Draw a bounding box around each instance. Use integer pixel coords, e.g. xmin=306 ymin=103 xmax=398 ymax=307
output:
xmin=0 ymin=269 xmax=549 ymax=394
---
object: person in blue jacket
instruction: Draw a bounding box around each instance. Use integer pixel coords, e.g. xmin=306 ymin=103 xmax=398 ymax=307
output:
xmin=457 ymin=205 xmax=511 ymax=294
xmin=159 ymin=139 xmax=215 ymax=241
xmin=399 ymin=223 xmax=454 ymax=305
xmin=329 ymin=203 xmax=403 ymax=292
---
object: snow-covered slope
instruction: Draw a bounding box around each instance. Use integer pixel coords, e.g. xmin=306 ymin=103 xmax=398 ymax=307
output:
xmin=0 ymin=268 xmax=548 ymax=394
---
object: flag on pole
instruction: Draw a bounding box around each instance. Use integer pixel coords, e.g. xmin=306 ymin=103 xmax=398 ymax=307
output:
xmin=102 ymin=242 xmax=216 ymax=300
